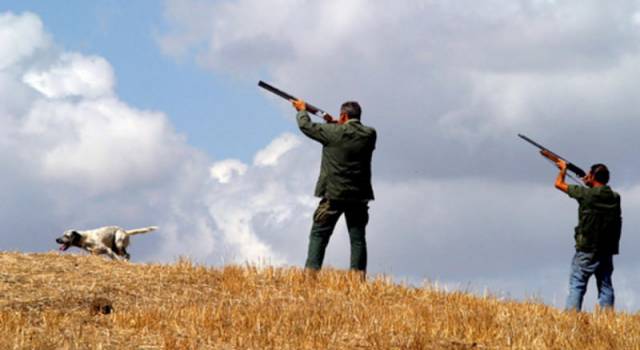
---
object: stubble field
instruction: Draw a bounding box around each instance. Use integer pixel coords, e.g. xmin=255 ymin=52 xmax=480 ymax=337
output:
xmin=0 ymin=252 xmax=639 ymax=349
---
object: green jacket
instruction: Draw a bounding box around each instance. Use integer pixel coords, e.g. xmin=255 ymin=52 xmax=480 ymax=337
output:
xmin=297 ymin=110 xmax=376 ymax=201
xmin=567 ymin=185 xmax=622 ymax=255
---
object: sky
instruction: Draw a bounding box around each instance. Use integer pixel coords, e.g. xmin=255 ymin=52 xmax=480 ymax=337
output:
xmin=1 ymin=0 xmax=640 ymax=312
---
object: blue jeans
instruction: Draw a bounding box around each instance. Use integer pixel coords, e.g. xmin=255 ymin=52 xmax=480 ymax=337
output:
xmin=565 ymin=251 xmax=614 ymax=311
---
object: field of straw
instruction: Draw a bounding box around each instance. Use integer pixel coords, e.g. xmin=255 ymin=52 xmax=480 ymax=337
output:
xmin=1 ymin=252 xmax=639 ymax=349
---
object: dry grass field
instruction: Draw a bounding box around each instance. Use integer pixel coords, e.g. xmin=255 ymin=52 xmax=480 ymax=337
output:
xmin=1 ymin=252 xmax=639 ymax=349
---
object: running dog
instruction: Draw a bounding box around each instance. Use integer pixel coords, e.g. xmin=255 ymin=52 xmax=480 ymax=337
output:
xmin=55 ymin=226 xmax=157 ymax=261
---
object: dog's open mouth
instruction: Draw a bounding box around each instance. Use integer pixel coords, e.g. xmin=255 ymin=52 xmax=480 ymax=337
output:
xmin=56 ymin=237 xmax=71 ymax=251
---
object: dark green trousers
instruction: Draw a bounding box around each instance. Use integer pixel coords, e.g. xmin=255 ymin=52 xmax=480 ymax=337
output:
xmin=304 ymin=198 xmax=369 ymax=272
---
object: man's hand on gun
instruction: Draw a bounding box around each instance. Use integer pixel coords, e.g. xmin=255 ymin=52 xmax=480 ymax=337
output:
xmin=541 ymin=150 xmax=567 ymax=172
xmin=292 ymin=99 xmax=336 ymax=123
xmin=556 ymin=159 xmax=567 ymax=172
xmin=292 ymin=99 xmax=306 ymax=112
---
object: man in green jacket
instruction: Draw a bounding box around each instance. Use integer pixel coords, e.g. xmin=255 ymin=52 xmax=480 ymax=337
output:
xmin=550 ymin=154 xmax=622 ymax=311
xmin=292 ymin=99 xmax=376 ymax=273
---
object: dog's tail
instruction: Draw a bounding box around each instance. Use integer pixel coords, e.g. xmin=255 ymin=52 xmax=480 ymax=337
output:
xmin=125 ymin=226 xmax=158 ymax=236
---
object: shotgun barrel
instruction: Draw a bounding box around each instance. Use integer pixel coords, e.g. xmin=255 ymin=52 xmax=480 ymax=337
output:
xmin=258 ymin=80 xmax=330 ymax=118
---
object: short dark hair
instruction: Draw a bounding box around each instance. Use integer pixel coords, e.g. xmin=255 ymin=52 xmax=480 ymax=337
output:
xmin=591 ymin=163 xmax=609 ymax=184
xmin=340 ymin=101 xmax=361 ymax=119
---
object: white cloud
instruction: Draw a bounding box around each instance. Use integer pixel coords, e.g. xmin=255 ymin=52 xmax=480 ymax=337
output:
xmin=0 ymin=12 xmax=49 ymax=70
xmin=157 ymin=0 xmax=215 ymax=59
xmin=23 ymin=53 xmax=115 ymax=99
xmin=253 ymin=132 xmax=300 ymax=167
xmin=19 ymin=97 xmax=185 ymax=193
xmin=210 ymin=159 xmax=248 ymax=183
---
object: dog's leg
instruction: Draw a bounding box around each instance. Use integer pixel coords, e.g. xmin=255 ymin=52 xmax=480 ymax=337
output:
xmin=122 ymin=247 xmax=131 ymax=261
xmin=103 ymin=247 xmax=125 ymax=261
xmin=113 ymin=229 xmax=131 ymax=261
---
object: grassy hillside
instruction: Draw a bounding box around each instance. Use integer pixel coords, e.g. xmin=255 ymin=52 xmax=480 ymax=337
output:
xmin=0 ymin=252 xmax=638 ymax=349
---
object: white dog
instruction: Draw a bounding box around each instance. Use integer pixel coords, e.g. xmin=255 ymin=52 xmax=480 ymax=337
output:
xmin=55 ymin=226 xmax=157 ymax=260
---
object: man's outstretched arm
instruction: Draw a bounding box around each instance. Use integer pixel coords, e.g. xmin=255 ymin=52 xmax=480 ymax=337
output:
xmin=293 ymin=99 xmax=334 ymax=144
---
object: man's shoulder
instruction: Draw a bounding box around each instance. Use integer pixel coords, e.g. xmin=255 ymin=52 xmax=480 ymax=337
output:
xmin=364 ymin=124 xmax=376 ymax=134
xmin=602 ymin=186 xmax=622 ymax=203
xmin=568 ymin=185 xmax=610 ymax=197
xmin=350 ymin=120 xmax=376 ymax=135
xmin=605 ymin=186 xmax=621 ymax=198
xmin=567 ymin=184 xmax=587 ymax=199
xmin=594 ymin=185 xmax=620 ymax=198
xmin=570 ymin=185 xmax=622 ymax=207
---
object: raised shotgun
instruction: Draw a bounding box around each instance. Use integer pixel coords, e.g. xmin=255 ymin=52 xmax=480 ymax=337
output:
xmin=518 ymin=134 xmax=587 ymax=180
xmin=258 ymin=80 xmax=333 ymax=120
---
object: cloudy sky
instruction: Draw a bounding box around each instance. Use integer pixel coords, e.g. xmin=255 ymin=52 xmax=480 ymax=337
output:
xmin=2 ymin=0 xmax=640 ymax=311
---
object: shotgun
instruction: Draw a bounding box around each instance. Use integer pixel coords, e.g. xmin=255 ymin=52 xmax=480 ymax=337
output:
xmin=518 ymin=134 xmax=586 ymax=180
xmin=258 ymin=80 xmax=333 ymax=120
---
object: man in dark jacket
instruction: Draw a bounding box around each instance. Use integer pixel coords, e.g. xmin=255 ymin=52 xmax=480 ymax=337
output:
xmin=550 ymin=155 xmax=622 ymax=311
xmin=292 ymin=99 xmax=376 ymax=273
